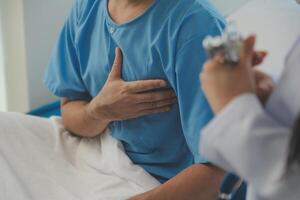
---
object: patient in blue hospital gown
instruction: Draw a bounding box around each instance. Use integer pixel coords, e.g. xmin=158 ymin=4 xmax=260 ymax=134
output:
xmin=45 ymin=0 xmax=224 ymax=186
xmin=43 ymin=0 xmax=225 ymax=199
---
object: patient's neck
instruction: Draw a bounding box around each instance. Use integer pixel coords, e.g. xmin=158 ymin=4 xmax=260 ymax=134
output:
xmin=108 ymin=0 xmax=154 ymax=24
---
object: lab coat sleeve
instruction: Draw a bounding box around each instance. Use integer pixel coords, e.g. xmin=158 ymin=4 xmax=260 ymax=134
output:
xmin=43 ymin=0 xmax=92 ymax=101
xmin=200 ymin=93 xmax=290 ymax=190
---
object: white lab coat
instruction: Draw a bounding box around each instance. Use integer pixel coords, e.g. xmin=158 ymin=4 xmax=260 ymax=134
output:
xmin=200 ymin=37 xmax=300 ymax=200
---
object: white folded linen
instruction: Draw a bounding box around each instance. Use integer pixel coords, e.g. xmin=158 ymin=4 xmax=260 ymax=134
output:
xmin=0 ymin=112 xmax=160 ymax=200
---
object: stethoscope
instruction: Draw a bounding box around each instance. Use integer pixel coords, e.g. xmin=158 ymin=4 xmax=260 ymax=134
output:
xmin=218 ymin=174 xmax=246 ymax=200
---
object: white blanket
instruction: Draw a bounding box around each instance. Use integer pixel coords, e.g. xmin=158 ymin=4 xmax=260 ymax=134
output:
xmin=0 ymin=112 xmax=160 ymax=200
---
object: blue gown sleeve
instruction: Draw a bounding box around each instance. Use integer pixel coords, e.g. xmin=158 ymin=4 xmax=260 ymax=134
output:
xmin=174 ymin=15 xmax=225 ymax=163
xmin=43 ymin=0 xmax=91 ymax=101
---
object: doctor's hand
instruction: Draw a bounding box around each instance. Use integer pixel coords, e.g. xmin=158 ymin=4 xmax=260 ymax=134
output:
xmin=253 ymin=69 xmax=274 ymax=105
xmin=200 ymin=35 xmax=273 ymax=114
xmin=87 ymin=48 xmax=177 ymax=123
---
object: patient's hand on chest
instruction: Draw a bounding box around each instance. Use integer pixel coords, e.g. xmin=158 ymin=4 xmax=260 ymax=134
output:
xmin=88 ymin=48 xmax=177 ymax=123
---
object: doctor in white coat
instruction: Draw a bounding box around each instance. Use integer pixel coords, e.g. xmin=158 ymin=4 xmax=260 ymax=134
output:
xmin=199 ymin=33 xmax=300 ymax=200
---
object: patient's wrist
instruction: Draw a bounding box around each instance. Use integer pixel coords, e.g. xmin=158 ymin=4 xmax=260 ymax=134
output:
xmin=85 ymin=100 xmax=112 ymax=124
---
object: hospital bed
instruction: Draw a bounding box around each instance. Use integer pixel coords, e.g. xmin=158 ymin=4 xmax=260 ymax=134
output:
xmin=28 ymin=100 xmax=61 ymax=117
xmin=27 ymin=102 xmax=247 ymax=200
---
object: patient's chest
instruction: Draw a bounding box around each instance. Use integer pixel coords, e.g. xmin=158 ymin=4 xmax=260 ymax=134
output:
xmin=74 ymin=5 xmax=172 ymax=97
xmin=79 ymin=41 xmax=180 ymax=151
xmin=78 ymin=32 xmax=168 ymax=98
xmin=74 ymin=14 xmax=183 ymax=153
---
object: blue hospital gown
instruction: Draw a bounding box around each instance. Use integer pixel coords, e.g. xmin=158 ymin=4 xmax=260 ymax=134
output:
xmin=44 ymin=0 xmax=225 ymax=182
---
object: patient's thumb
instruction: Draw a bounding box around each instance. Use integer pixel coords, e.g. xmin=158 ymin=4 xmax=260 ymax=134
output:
xmin=108 ymin=48 xmax=123 ymax=80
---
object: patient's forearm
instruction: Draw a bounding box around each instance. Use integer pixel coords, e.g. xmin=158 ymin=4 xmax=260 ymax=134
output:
xmin=61 ymin=99 xmax=110 ymax=137
xmin=130 ymin=164 xmax=224 ymax=200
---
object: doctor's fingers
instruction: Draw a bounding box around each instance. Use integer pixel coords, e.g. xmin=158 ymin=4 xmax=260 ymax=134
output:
xmin=252 ymin=51 xmax=268 ymax=66
xmin=202 ymin=58 xmax=229 ymax=73
xmin=256 ymin=81 xmax=274 ymax=105
xmin=204 ymin=50 xmax=266 ymax=70
xmin=240 ymin=35 xmax=256 ymax=67
xmin=124 ymin=79 xmax=167 ymax=93
xmin=254 ymin=69 xmax=273 ymax=84
xmin=133 ymin=90 xmax=177 ymax=103
xmin=254 ymin=70 xmax=274 ymax=95
xmin=136 ymin=98 xmax=177 ymax=110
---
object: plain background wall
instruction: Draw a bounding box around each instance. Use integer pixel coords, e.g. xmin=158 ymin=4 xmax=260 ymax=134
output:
xmin=211 ymin=0 xmax=250 ymax=16
xmin=0 ymin=0 xmax=72 ymax=112
xmin=0 ymin=0 xmax=252 ymax=112
xmin=229 ymin=0 xmax=300 ymax=80
xmin=0 ymin=0 xmax=29 ymax=112
xmin=23 ymin=0 xmax=72 ymax=109
xmin=0 ymin=3 xmax=6 ymax=111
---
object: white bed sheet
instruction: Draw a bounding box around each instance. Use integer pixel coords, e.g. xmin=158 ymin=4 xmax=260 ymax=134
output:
xmin=0 ymin=112 xmax=160 ymax=200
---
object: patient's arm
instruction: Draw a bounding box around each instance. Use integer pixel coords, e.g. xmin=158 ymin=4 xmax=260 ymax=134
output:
xmin=61 ymin=98 xmax=110 ymax=137
xmin=130 ymin=164 xmax=224 ymax=200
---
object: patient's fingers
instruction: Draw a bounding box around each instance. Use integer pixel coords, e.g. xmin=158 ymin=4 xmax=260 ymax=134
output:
xmin=137 ymin=97 xmax=177 ymax=110
xmin=134 ymin=90 xmax=176 ymax=103
xmin=135 ymin=106 xmax=172 ymax=117
xmin=125 ymin=80 xmax=167 ymax=93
